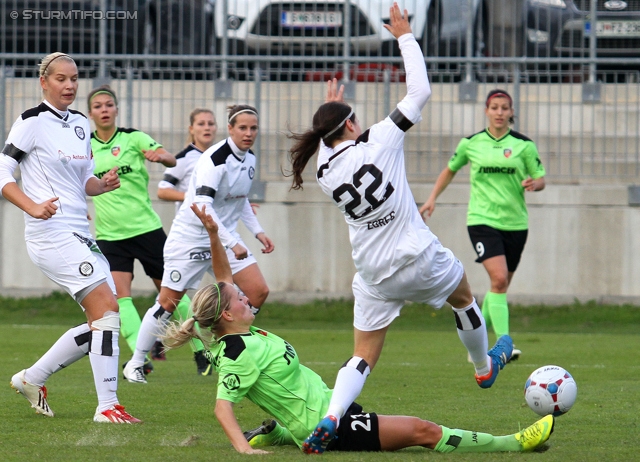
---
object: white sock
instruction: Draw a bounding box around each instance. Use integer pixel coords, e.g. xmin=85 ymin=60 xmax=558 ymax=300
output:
xmin=452 ymin=299 xmax=491 ymax=375
xmin=325 ymin=357 xmax=371 ymax=421
xmin=130 ymin=303 xmax=172 ymax=368
xmin=25 ymin=323 xmax=91 ymax=386
xmin=89 ymin=330 xmax=119 ymax=412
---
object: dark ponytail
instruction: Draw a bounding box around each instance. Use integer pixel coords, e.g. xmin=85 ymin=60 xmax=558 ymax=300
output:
xmin=287 ymin=102 xmax=354 ymax=190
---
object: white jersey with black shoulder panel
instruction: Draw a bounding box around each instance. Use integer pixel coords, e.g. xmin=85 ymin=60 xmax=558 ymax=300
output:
xmin=169 ymin=137 xmax=264 ymax=249
xmin=316 ymin=33 xmax=434 ymax=285
xmin=0 ymin=100 xmax=94 ymax=238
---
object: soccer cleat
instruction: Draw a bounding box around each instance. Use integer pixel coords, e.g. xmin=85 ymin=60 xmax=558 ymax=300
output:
xmin=244 ymin=419 xmax=277 ymax=448
xmin=510 ymin=346 xmax=522 ymax=362
xmin=10 ymin=370 xmax=54 ymax=417
xmin=94 ymin=404 xmax=142 ymax=424
xmin=194 ymin=350 xmax=212 ymax=376
xmin=122 ymin=362 xmax=147 ymax=384
xmin=302 ymin=415 xmax=338 ymax=454
xmin=475 ymin=335 xmax=513 ymax=389
xmin=516 ymin=415 xmax=554 ymax=451
xmin=122 ymin=359 xmax=153 ymax=376
xmin=151 ymin=340 xmax=166 ymax=361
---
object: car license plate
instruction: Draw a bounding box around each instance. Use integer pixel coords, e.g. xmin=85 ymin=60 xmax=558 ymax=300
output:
xmin=281 ymin=11 xmax=342 ymax=28
xmin=593 ymin=21 xmax=640 ymax=37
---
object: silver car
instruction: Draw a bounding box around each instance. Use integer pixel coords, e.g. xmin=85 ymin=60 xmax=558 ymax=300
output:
xmin=213 ymin=0 xmax=483 ymax=62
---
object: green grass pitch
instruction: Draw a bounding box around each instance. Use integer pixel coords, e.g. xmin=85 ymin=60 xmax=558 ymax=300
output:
xmin=0 ymin=293 xmax=639 ymax=461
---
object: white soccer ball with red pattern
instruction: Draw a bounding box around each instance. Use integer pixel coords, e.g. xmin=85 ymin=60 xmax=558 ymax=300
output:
xmin=524 ymin=365 xmax=577 ymax=417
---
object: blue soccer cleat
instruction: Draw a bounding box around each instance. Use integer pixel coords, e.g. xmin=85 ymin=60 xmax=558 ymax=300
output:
xmin=475 ymin=335 xmax=513 ymax=389
xmin=302 ymin=415 xmax=338 ymax=454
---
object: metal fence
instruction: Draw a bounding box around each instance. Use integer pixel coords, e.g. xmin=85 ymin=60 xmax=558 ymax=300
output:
xmin=1 ymin=0 xmax=639 ymax=185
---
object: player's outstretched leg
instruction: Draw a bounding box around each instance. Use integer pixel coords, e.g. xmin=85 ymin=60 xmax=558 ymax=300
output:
xmin=475 ymin=335 xmax=513 ymax=388
xmin=302 ymin=415 xmax=338 ymax=454
xmin=10 ymin=370 xmax=54 ymax=417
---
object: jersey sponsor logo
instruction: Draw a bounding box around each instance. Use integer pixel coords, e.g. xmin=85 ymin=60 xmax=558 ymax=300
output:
xmin=58 ymin=150 xmax=71 ymax=165
xmin=74 ymin=126 xmax=85 ymax=140
xmin=222 ymin=373 xmax=241 ymax=390
xmin=224 ymin=193 xmax=247 ymax=201
xmin=503 ymin=148 xmax=512 ymax=158
xmin=111 ymin=146 xmax=121 ymax=157
xmin=248 ymin=166 xmax=255 ymax=179
xmin=61 ymin=122 xmax=70 ymax=128
xmin=282 ymin=340 xmax=296 ymax=365
xmin=478 ymin=166 xmax=516 ymax=174
xmin=170 ymin=270 xmax=181 ymax=282
xmin=79 ymin=261 xmax=94 ymax=276
xmin=189 ymin=250 xmax=212 ymax=261
xmin=95 ymin=164 xmax=133 ymax=179
xmin=367 ymin=211 xmax=395 ymax=230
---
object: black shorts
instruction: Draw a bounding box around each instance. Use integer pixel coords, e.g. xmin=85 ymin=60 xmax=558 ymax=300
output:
xmin=327 ymin=403 xmax=381 ymax=452
xmin=96 ymin=227 xmax=167 ymax=280
xmin=467 ymin=225 xmax=528 ymax=273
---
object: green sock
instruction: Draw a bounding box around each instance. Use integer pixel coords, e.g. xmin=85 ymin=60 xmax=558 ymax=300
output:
xmin=434 ymin=425 xmax=521 ymax=453
xmin=118 ymin=297 xmax=141 ymax=353
xmin=174 ymin=294 xmax=205 ymax=353
xmin=250 ymin=422 xmax=296 ymax=447
xmin=485 ymin=291 xmax=509 ymax=337
xmin=481 ymin=292 xmax=492 ymax=330
xmin=270 ymin=422 xmax=296 ymax=446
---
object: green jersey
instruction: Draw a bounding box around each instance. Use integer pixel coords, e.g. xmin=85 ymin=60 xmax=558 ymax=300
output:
xmin=448 ymin=129 xmax=546 ymax=231
xmin=91 ymin=128 xmax=163 ymax=240
xmin=211 ymin=326 xmax=332 ymax=448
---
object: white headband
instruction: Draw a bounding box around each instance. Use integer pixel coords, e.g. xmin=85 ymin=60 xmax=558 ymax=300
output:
xmin=323 ymin=109 xmax=354 ymax=140
xmin=228 ymin=109 xmax=258 ymax=123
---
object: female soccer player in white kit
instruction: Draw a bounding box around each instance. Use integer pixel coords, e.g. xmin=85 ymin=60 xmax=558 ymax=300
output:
xmin=122 ymin=104 xmax=274 ymax=383
xmin=0 ymin=53 xmax=140 ymax=423
xmin=287 ymin=4 xmax=512 ymax=453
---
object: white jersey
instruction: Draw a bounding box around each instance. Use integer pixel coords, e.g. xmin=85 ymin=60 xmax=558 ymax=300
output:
xmin=316 ymin=33 xmax=435 ymax=285
xmin=168 ymin=137 xmax=264 ymax=250
xmin=0 ymin=100 xmax=94 ymax=238
xmin=158 ymin=143 xmax=202 ymax=215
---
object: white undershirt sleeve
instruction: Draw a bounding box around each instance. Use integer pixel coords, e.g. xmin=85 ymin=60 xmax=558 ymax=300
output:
xmin=240 ymin=199 xmax=264 ymax=237
xmin=396 ymin=33 xmax=431 ymax=123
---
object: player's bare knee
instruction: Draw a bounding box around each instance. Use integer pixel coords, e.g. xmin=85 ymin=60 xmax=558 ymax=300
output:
xmin=250 ymin=285 xmax=270 ymax=308
xmin=490 ymin=276 xmax=509 ymax=292
xmin=415 ymin=419 xmax=442 ymax=448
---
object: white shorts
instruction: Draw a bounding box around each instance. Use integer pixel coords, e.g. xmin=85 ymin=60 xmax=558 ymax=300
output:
xmin=352 ymin=238 xmax=464 ymax=332
xmin=26 ymin=230 xmax=115 ymax=302
xmin=162 ymin=236 xmax=256 ymax=291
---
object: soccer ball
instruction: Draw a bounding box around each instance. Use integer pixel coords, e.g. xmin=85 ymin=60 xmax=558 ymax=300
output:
xmin=524 ymin=365 xmax=577 ymax=417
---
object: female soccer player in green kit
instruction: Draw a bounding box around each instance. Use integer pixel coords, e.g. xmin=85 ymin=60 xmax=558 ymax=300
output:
xmin=160 ymin=202 xmax=554 ymax=455
xmin=419 ymin=89 xmax=546 ymax=360
xmin=88 ymin=85 xmax=200 ymax=373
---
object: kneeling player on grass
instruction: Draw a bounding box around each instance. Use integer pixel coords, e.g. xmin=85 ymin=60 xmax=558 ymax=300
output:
xmin=162 ymin=204 xmax=554 ymax=455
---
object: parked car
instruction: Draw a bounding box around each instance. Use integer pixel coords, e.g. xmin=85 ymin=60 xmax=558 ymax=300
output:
xmin=525 ymin=0 xmax=640 ymax=60
xmin=0 ymin=0 xmax=147 ymax=76
xmin=211 ymin=0 xmax=484 ymax=80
